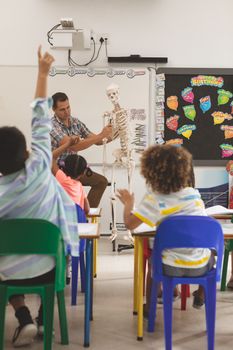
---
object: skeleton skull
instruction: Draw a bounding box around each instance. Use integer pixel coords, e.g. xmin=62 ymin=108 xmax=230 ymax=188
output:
xmin=106 ymin=83 xmax=120 ymax=105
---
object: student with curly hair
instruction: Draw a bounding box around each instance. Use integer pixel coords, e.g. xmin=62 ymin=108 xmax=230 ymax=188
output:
xmin=117 ymin=144 xmax=213 ymax=314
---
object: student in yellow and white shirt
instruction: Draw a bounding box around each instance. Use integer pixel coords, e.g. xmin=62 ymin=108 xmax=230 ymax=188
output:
xmin=117 ymin=144 xmax=214 ymax=314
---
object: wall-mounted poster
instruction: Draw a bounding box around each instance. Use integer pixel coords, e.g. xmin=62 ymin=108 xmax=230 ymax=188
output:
xmin=156 ymin=68 xmax=233 ymax=165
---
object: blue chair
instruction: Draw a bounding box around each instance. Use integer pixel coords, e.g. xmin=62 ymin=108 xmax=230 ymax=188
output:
xmin=71 ymin=204 xmax=87 ymax=305
xmin=148 ymin=215 xmax=224 ymax=350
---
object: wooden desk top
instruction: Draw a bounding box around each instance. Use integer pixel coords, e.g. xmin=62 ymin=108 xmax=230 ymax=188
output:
xmin=211 ymin=214 xmax=233 ymax=220
xmin=86 ymin=208 xmax=102 ymax=218
xmin=78 ymin=223 xmax=100 ymax=239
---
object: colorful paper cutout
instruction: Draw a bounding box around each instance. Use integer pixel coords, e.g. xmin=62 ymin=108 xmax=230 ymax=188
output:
xmin=166 ymin=115 xmax=179 ymax=131
xmin=220 ymin=144 xmax=233 ymax=158
xmin=167 ymin=96 xmax=178 ymax=111
xmin=191 ymin=75 xmax=224 ymax=88
xmin=231 ymin=101 xmax=233 ymax=114
xmin=181 ymin=87 xmax=194 ymax=103
xmin=166 ymin=139 xmax=183 ymax=146
xmin=217 ymin=89 xmax=233 ymax=105
xmin=211 ymin=111 xmax=233 ymax=125
xmin=183 ymin=105 xmax=196 ymax=121
xmin=199 ymin=96 xmax=211 ymax=113
xmin=177 ymin=125 xmax=196 ymax=139
xmin=220 ymin=125 xmax=233 ymax=139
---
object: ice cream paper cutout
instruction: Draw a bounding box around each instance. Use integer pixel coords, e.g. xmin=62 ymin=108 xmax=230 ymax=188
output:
xmin=211 ymin=111 xmax=233 ymax=125
xmin=183 ymin=105 xmax=196 ymax=121
xmin=166 ymin=115 xmax=179 ymax=131
xmin=217 ymin=89 xmax=233 ymax=105
xmin=167 ymin=96 xmax=178 ymax=111
xmin=181 ymin=87 xmax=194 ymax=103
xmin=200 ymin=96 xmax=211 ymax=113
xmin=166 ymin=139 xmax=183 ymax=146
xmin=177 ymin=125 xmax=196 ymax=139
xmin=220 ymin=143 xmax=233 ymax=158
xmin=220 ymin=125 xmax=233 ymax=139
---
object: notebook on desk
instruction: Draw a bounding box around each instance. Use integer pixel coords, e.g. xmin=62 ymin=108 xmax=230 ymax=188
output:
xmin=205 ymin=205 xmax=233 ymax=216
xmin=132 ymin=223 xmax=156 ymax=235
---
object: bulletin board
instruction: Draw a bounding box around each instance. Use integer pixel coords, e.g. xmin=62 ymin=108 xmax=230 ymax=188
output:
xmin=156 ymin=68 xmax=233 ymax=165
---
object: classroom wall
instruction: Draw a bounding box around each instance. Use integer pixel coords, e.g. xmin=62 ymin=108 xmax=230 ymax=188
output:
xmin=1 ymin=0 xmax=233 ymax=67
xmin=1 ymin=0 xmax=231 ymax=233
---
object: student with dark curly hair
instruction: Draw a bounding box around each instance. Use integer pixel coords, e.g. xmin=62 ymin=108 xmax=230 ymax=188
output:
xmin=117 ymin=144 xmax=213 ymax=314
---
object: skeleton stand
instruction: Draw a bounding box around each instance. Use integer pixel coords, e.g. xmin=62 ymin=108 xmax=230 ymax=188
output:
xmin=103 ymin=84 xmax=135 ymax=252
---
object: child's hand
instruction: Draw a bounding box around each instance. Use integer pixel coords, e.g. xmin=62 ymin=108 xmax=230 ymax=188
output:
xmin=116 ymin=189 xmax=135 ymax=207
xmin=37 ymin=45 xmax=54 ymax=77
xmin=69 ymin=136 xmax=80 ymax=146
xmin=60 ymin=135 xmax=80 ymax=147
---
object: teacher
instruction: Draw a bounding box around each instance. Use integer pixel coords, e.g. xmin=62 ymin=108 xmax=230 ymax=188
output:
xmin=50 ymin=92 xmax=113 ymax=207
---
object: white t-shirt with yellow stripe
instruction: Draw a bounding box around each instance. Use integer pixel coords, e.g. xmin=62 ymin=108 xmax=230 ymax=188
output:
xmin=132 ymin=187 xmax=211 ymax=269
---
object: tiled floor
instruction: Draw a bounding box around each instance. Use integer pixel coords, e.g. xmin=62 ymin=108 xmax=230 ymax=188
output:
xmin=3 ymin=238 xmax=233 ymax=349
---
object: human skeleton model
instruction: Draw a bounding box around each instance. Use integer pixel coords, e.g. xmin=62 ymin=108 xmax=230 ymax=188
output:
xmin=103 ymin=83 xmax=135 ymax=242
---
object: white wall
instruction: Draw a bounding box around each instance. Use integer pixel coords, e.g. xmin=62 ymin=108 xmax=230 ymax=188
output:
xmin=1 ymin=0 xmax=231 ymax=233
xmin=1 ymin=0 xmax=233 ymax=67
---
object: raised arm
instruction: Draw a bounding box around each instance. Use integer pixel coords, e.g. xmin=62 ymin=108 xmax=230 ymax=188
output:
xmin=35 ymin=46 xmax=54 ymax=98
xmin=31 ymin=47 xmax=55 ymax=164
xmin=52 ymin=136 xmax=79 ymax=175
xmin=116 ymin=189 xmax=142 ymax=229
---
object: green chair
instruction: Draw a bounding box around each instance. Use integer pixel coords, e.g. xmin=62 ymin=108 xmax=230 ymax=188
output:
xmin=220 ymin=239 xmax=233 ymax=291
xmin=0 ymin=219 xmax=69 ymax=350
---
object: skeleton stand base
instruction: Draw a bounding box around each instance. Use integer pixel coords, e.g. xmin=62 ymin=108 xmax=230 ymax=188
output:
xmin=117 ymin=243 xmax=134 ymax=253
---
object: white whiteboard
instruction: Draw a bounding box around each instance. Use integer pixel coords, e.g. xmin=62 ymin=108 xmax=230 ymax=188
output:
xmin=0 ymin=66 xmax=151 ymax=164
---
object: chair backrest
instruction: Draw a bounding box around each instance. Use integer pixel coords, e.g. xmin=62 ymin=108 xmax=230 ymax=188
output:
xmin=152 ymin=215 xmax=224 ymax=280
xmin=75 ymin=204 xmax=87 ymax=223
xmin=0 ymin=219 xmax=66 ymax=291
xmin=75 ymin=204 xmax=87 ymax=253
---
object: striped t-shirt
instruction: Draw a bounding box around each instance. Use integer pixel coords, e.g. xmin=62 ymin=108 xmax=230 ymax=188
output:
xmin=0 ymin=98 xmax=79 ymax=280
xmin=132 ymin=187 xmax=211 ymax=269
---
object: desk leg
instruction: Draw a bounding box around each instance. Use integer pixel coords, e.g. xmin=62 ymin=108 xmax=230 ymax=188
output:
xmin=90 ymin=241 xmax=94 ymax=321
xmin=93 ymin=239 xmax=97 ymax=278
xmin=84 ymin=239 xmax=92 ymax=347
xmin=92 ymin=217 xmax=97 ymax=278
xmin=133 ymin=238 xmax=138 ymax=315
xmin=137 ymin=238 xmax=143 ymax=341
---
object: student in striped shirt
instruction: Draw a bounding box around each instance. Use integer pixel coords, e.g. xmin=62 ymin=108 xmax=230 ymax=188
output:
xmin=0 ymin=47 xmax=79 ymax=347
xmin=117 ymin=144 xmax=214 ymax=315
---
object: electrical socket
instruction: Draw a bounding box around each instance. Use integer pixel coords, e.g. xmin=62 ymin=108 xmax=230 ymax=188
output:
xmin=91 ymin=32 xmax=109 ymax=45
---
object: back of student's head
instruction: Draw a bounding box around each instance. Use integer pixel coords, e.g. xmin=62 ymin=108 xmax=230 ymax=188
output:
xmin=62 ymin=154 xmax=87 ymax=179
xmin=52 ymin=92 xmax=69 ymax=109
xmin=0 ymin=126 xmax=27 ymax=175
xmin=140 ymin=144 xmax=193 ymax=194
